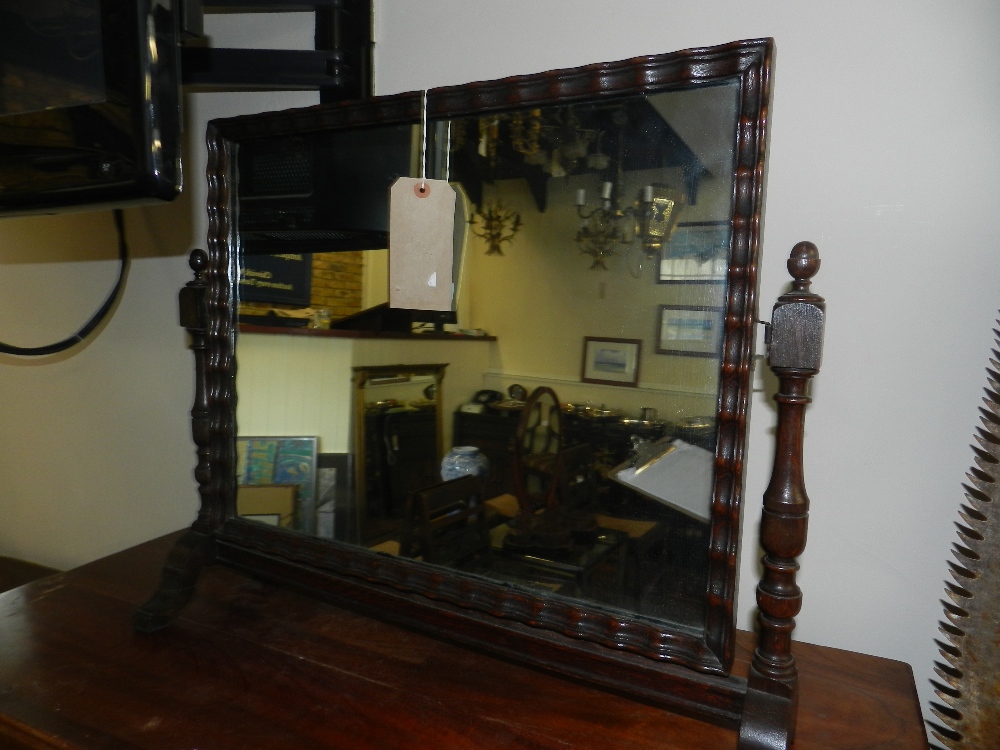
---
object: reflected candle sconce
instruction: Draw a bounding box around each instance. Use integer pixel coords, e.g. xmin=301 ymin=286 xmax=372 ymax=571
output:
xmin=574 ymin=182 xmax=684 ymax=271
xmin=470 ymin=200 xmax=522 ymax=255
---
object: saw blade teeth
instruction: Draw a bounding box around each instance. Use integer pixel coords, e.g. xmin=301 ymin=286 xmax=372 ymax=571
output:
xmin=959 ymin=503 xmax=988 ymax=523
xmin=931 ymin=677 xmax=961 ymax=699
xmin=978 ymin=405 xmax=1000 ymax=427
xmin=944 ymin=583 xmax=972 ymax=607
xmin=928 ymin=722 xmax=962 ymax=750
xmin=934 ymin=659 xmax=963 ymax=682
xmin=954 ymin=522 xmax=983 ymax=544
xmin=931 ymin=701 xmax=962 ymax=723
xmin=971 ymin=445 xmax=999 ymax=468
xmin=941 ymin=600 xmax=969 ymax=623
xmin=962 ymin=486 xmax=991 ymax=508
xmin=966 ymin=466 xmax=993 ymax=485
xmin=947 ymin=562 xmax=976 ymax=586
xmin=934 ymin=638 xmax=961 ymax=659
xmin=938 ymin=620 xmax=963 ymax=639
xmin=951 ymin=542 xmax=979 ymax=562
xmin=974 ymin=431 xmax=1000 ymax=453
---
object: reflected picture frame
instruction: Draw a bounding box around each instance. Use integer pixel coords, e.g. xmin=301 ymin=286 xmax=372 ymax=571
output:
xmin=581 ymin=337 xmax=642 ymax=387
xmin=656 ymin=305 xmax=725 ymax=358
xmin=236 ymin=436 xmax=319 ymax=533
xmin=657 ymin=222 xmax=731 ymax=284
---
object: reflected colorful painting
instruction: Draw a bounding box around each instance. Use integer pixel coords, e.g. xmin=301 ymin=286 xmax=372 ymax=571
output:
xmin=236 ymin=436 xmax=318 ymax=532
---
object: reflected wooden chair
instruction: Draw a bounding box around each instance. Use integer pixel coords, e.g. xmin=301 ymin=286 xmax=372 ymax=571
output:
xmin=552 ymin=441 xmax=601 ymax=541
xmin=401 ymin=475 xmax=491 ymax=569
xmin=552 ymin=443 xmax=668 ymax=609
xmin=511 ymin=387 xmax=563 ymax=514
xmin=507 ymin=387 xmax=576 ymax=553
xmin=403 ymin=476 xmax=578 ymax=595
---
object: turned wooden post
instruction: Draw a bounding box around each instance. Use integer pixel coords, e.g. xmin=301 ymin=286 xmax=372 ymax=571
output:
xmin=739 ymin=242 xmax=824 ymax=750
xmin=134 ymin=249 xmax=217 ymax=632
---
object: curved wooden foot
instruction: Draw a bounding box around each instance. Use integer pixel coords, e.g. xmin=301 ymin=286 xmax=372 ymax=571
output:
xmin=737 ymin=688 xmax=796 ymax=750
xmin=134 ymin=528 xmax=215 ymax=632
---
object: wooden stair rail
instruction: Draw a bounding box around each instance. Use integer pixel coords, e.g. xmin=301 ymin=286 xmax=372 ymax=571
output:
xmin=738 ymin=242 xmax=825 ymax=749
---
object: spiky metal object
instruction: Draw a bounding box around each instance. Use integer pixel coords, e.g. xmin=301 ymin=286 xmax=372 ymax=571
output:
xmin=928 ymin=322 xmax=1000 ymax=748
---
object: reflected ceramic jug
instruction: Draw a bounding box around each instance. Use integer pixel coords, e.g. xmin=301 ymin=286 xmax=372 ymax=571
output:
xmin=441 ymin=446 xmax=490 ymax=482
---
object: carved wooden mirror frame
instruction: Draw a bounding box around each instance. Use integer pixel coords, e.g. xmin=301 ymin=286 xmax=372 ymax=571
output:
xmin=135 ymin=38 xmax=827 ymax=748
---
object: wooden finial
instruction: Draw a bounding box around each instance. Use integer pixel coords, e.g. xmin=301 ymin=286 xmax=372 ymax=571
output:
xmin=787 ymin=241 xmax=820 ymax=292
xmin=188 ymin=248 xmax=208 ymax=278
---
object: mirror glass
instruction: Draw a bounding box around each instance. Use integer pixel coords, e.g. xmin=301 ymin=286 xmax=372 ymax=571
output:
xmin=234 ymin=81 xmax=740 ymax=632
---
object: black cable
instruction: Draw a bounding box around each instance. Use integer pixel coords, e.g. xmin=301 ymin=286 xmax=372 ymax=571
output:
xmin=0 ymin=209 xmax=129 ymax=356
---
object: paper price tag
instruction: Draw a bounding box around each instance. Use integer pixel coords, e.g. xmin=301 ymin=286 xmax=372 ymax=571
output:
xmin=389 ymin=177 xmax=456 ymax=311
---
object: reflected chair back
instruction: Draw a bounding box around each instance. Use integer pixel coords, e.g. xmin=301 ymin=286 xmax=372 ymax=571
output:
xmin=403 ymin=476 xmax=491 ymax=568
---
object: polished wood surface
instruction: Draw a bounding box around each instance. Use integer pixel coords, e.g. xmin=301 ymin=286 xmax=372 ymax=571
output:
xmin=0 ymin=557 xmax=58 ymax=594
xmin=0 ymin=532 xmax=926 ymax=749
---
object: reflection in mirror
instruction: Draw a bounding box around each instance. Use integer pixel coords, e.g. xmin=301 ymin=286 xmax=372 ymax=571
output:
xmin=354 ymin=363 xmax=445 ymax=545
xmin=236 ymin=81 xmax=739 ymax=631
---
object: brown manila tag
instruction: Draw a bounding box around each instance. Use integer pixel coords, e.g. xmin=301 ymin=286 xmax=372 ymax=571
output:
xmin=388 ymin=177 xmax=456 ymax=311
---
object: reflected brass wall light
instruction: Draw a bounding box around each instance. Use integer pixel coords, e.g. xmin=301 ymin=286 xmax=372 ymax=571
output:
xmin=471 ymin=201 xmax=522 ymax=255
xmin=574 ymin=182 xmax=684 ymax=271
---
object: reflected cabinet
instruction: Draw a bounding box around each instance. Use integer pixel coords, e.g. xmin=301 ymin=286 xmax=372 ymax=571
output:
xmin=136 ymin=38 xmax=829 ymax=748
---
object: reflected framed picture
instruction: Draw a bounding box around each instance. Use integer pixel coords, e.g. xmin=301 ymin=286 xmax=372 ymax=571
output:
xmin=657 ymin=305 xmax=725 ymax=358
xmin=581 ymin=337 xmax=642 ymax=387
xmin=236 ymin=436 xmax=318 ymax=532
xmin=658 ymin=222 xmax=731 ymax=284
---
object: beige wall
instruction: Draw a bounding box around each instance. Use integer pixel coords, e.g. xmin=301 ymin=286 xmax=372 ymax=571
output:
xmin=236 ymin=333 xmax=493 ymax=453
xmin=237 ymin=333 xmax=355 ymax=451
xmin=0 ymin=3 xmax=996 ymax=737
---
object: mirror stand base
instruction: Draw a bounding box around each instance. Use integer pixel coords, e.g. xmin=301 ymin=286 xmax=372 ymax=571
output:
xmin=133 ymin=527 xmax=215 ymax=633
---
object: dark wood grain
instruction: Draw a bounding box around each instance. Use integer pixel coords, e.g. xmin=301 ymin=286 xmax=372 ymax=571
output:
xmin=0 ymin=533 xmax=927 ymax=749
xmin=0 ymin=558 xmax=58 ymax=594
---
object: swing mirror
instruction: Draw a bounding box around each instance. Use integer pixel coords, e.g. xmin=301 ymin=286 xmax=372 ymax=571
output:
xmin=148 ymin=38 xmax=774 ymax=724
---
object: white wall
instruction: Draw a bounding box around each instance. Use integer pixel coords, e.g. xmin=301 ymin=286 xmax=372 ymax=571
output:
xmin=0 ymin=18 xmax=319 ymax=568
xmin=0 ymin=0 xmax=995 ymax=735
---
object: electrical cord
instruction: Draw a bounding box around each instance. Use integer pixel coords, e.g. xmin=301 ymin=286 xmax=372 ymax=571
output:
xmin=0 ymin=209 xmax=129 ymax=356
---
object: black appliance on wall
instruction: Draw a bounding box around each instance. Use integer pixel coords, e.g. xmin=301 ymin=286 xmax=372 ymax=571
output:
xmin=0 ymin=0 xmax=183 ymax=216
xmin=236 ymin=124 xmax=413 ymax=255
xmin=0 ymin=0 xmax=375 ymax=218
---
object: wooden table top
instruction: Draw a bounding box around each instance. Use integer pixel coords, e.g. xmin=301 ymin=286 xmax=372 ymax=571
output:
xmin=0 ymin=532 xmax=928 ymax=749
